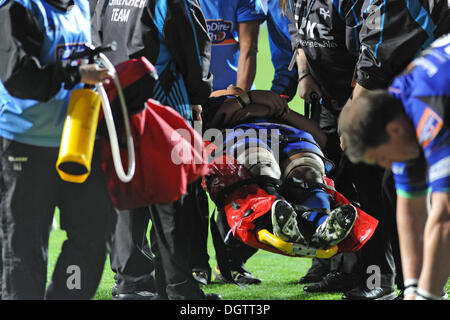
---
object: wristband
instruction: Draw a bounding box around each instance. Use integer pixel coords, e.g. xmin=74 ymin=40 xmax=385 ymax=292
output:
xmin=247 ymin=90 xmax=253 ymax=104
xmin=416 ymin=288 xmax=445 ymax=300
xmin=404 ymin=286 xmax=417 ymax=297
xmin=402 ymin=279 xmax=419 ymax=298
xmin=235 ymin=96 xmax=245 ymax=109
xmin=297 ymin=72 xmax=311 ymax=83
xmin=239 ymin=92 xmax=251 ymax=106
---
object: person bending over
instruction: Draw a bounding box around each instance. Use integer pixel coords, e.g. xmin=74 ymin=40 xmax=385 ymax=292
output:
xmin=338 ymin=36 xmax=450 ymax=300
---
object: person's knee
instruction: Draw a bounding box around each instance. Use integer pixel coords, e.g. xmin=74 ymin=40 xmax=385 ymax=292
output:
xmin=236 ymin=147 xmax=281 ymax=179
xmin=283 ymin=153 xmax=325 ymax=184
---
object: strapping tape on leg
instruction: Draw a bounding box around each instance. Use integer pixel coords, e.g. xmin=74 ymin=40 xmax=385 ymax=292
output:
xmin=283 ymin=154 xmax=325 ymax=179
xmin=236 ymin=147 xmax=281 ymax=179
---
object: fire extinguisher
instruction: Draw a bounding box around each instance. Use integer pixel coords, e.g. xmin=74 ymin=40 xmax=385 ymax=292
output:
xmin=56 ymin=43 xmax=135 ymax=184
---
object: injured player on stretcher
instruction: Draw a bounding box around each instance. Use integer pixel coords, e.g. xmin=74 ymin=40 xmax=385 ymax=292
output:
xmin=201 ymin=85 xmax=377 ymax=256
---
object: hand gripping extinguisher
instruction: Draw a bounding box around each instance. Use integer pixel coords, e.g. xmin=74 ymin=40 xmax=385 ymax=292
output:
xmin=56 ymin=43 xmax=135 ymax=183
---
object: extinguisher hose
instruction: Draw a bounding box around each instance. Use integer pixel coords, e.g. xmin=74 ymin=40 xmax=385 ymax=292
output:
xmin=96 ymin=53 xmax=136 ymax=183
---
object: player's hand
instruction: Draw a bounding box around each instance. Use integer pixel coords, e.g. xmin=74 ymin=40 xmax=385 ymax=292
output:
xmin=298 ymin=74 xmax=322 ymax=104
xmin=192 ymin=104 xmax=203 ymax=123
xmin=228 ymin=103 xmax=272 ymax=126
xmin=248 ymin=90 xmax=289 ymax=117
xmin=80 ymin=64 xmax=113 ymax=85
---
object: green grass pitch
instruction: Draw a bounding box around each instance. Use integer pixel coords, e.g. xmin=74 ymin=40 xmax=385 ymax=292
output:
xmin=46 ymin=26 xmax=449 ymax=300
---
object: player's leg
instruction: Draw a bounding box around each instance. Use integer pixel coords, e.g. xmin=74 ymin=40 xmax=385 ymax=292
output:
xmin=418 ymin=192 xmax=450 ymax=299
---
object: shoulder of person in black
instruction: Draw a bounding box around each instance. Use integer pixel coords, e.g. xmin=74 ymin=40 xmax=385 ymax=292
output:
xmin=44 ymin=0 xmax=74 ymax=11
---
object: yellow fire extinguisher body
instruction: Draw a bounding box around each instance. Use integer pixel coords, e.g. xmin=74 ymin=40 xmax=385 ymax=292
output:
xmin=56 ymin=88 xmax=102 ymax=183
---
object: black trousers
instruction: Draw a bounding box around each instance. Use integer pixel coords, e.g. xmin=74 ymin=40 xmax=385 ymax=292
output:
xmin=320 ymin=105 xmax=402 ymax=289
xmin=110 ymin=207 xmax=155 ymax=294
xmin=110 ymin=180 xmax=210 ymax=299
xmin=0 ymin=138 xmax=114 ymax=300
xmin=215 ymin=207 xmax=258 ymax=271
xmin=149 ymin=181 xmax=209 ymax=300
xmin=187 ymin=181 xmax=211 ymax=275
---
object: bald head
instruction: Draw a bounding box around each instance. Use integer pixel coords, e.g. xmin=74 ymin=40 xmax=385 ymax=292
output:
xmin=338 ymin=90 xmax=405 ymax=163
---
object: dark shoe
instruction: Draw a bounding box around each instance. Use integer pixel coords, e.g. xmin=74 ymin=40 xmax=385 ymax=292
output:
xmin=299 ymin=273 xmax=325 ymax=284
xmin=204 ymin=293 xmax=222 ymax=300
xmin=213 ymin=266 xmax=262 ymax=285
xmin=303 ymin=271 xmax=359 ymax=293
xmin=112 ymin=283 xmax=118 ymax=298
xmin=299 ymin=257 xmax=331 ymax=284
xmin=112 ymin=290 xmax=160 ymax=300
xmin=192 ymin=271 xmax=210 ymax=286
xmin=166 ymin=280 xmax=221 ymax=300
xmin=342 ymin=287 xmax=397 ymax=300
xmin=112 ymin=276 xmax=157 ymax=296
xmin=232 ymin=269 xmax=262 ymax=285
xmin=299 ymin=266 xmax=329 ymax=284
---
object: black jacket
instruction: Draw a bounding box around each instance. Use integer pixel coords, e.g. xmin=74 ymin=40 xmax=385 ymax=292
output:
xmin=91 ymin=0 xmax=213 ymax=107
xmin=287 ymin=0 xmax=449 ymax=105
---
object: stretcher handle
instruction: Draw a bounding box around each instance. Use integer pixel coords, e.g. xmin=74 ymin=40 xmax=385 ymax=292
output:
xmin=256 ymin=229 xmax=338 ymax=259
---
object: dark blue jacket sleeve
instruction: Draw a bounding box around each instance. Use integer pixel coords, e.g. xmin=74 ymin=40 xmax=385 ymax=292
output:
xmin=163 ymin=0 xmax=213 ymax=105
xmin=357 ymin=0 xmax=450 ymax=89
xmin=0 ymin=0 xmax=80 ymax=101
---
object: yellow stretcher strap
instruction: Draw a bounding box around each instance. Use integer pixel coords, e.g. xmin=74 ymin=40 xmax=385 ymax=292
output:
xmin=256 ymin=229 xmax=338 ymax=259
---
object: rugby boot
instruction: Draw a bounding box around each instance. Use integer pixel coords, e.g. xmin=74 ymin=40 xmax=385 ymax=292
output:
xmin=271 ymin=199 xmax=304 ymax=243
xmin=310 ymin=204 xmax=357 ymax=248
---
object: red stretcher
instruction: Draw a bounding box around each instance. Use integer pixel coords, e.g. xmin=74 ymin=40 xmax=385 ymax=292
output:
xmin=205 ymin=153 xmax=379 ymax=259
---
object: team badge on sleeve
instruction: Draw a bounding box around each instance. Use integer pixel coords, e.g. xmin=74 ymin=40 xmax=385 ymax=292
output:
xmin=416 ymin=107 xmax=444 ymax=148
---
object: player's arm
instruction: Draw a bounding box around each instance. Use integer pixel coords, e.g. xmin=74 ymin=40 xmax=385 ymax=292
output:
xmin=419 ymin=191 xmax=450 ymax=297
xmin=392 ymin=156 xmax=429 ymax=298
xmin=280 ymin=110 xmax=327 ymax=149
xmin=265 ymin=7 xmax=298 ymax=100
xmin=236 ymin=20 xmax=260 ymax=91
xmin=295 ymin=48 xmax=322 ymax=104
xmin=396 ymin=194 xmax=428 ymax=299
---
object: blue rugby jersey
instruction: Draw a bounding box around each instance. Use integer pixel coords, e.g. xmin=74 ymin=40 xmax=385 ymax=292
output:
xmin=223 ymin=120 xmax=333 ymax=173
xmin=198 ymin=0 xmax=266 ymax=91
xmin=264 ymin=0 xmax=298 ymax=100
xmin=389 ymin=35 xmax=450 ymax=197
xmin=0 ymin=0 xmax=90 ymax=147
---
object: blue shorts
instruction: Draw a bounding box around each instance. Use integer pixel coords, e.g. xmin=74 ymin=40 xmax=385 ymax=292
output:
xmin=222 ymin=120 xmax=333 ymax=173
